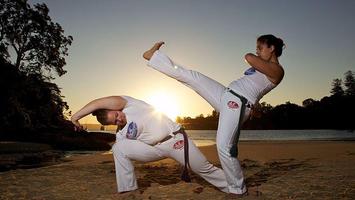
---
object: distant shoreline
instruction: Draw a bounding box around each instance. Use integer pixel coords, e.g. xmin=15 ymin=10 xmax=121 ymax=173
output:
xmin=87 ymin=129 xmax=355 ymax=142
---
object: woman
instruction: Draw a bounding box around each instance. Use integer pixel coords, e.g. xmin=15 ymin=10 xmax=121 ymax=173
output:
xmin=143 ymin=34 xmax=285 ymax=195
xmin=71 ymin=95 xmax=229 ymax=193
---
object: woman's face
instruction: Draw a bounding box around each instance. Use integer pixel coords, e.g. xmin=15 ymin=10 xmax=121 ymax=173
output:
xmin=106 ymin=110 xmax=127 ymax=126
xmin=256 ymin=41 xmax=274 ymax=61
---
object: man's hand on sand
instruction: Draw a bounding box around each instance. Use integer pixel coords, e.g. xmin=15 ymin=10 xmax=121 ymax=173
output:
xmin=71 ymin=118 xmax=84 ymax=132
xmin=74 ymin=125 xmax=84 ymax=132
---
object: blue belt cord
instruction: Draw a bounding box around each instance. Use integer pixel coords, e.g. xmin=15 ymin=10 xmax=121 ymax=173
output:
xmin=227 ymin=88 xmax=248 ymax=158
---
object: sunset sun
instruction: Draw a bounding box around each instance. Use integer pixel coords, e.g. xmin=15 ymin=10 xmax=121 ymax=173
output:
xmin=146 ymin=93 xmax=180 ymax=120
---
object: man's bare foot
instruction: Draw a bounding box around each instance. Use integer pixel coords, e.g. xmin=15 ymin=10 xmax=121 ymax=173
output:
xmin=227 ymin=187 xmax=261 ymax=198
xmin=112 ymin=189 xmax=142 ymax=197
xmin=248 ymin=186 xmax=262 ymax=196
xmin=226 ymin=191 xmax=248 ymax=198
xmin=225 ymin=187 xmax=262 ymax=198
xmin=143 ymin=41 xmax=165 ymax=60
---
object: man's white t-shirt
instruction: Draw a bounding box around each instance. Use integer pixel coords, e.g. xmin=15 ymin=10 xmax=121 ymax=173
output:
xmin=117 ymin=96 xmax=181 ymax=145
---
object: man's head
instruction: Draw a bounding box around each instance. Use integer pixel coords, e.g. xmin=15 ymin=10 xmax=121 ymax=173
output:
xmin=92 ymin=109 xmax=127 ymax=126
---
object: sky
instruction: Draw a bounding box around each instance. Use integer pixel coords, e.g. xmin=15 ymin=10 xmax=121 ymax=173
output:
xmin=29 ymin=0 xmax=355 ymax=123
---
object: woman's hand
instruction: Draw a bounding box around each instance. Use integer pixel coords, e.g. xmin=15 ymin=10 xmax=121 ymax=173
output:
xmin=249 ymin=103 xmax=263 ymax=119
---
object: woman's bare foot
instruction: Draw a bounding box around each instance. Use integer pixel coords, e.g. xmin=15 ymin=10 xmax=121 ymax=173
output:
xmin=143 ymin=41 xmax=165 ymax=60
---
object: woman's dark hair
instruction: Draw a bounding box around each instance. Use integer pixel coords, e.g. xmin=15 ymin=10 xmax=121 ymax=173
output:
xmin=92 ymin=109 xmax=109 ymax=125
xmin=257 ymin=34 xmax=285 ymax=57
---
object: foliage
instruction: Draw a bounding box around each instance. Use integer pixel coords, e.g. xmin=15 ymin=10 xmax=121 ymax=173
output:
xmin=0 ymin=0 xmax=72 ymax=132
xmin=330 ymin=78 xmax=344 ymax=96
xmin=0 ymin=59 xmax=69 ymax=131
xmin=344 ymin=70 xmax=355 ymax=96
xmin=178 ymin=111 xmax=219 ymax=130
xmin=0 ymin=0 xmax=73 ymax=79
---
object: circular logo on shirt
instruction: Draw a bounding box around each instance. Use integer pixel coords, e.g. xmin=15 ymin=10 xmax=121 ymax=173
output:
xmin=126 ymin=122 xmax=138 ymax=139
xmin=244 ymin=67 xmax=256 ymax=75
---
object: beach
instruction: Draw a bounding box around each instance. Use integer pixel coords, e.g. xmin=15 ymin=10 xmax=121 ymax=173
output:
xmin=1 ymin=141 xmax=354 ymax=199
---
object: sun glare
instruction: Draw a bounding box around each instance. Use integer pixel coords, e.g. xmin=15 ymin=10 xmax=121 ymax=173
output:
xmin=146 ymin=93 xmax=180 ymax=120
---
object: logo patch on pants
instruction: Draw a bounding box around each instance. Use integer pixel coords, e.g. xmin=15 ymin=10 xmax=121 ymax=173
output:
xmin=173 ymin=140 xmax=184 ymax=150
xmin=227 ymin=101 xmax=239 ymax=109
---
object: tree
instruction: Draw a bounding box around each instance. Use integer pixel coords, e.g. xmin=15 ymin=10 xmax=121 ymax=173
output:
xmin=344 ymin=70 xmax=355 ymax=96
xmin=0 ymin=0 xmax=73 ymax=79
xmin=0 ymin=0 xmax=72 ymax=132
xmin=176 ymin=116 xmax=182 ymax=123
xmin=330 ymin=78 xmax=344 ymax=96
xmin=211 ymin=110 xmax=218 ymax=118
xmin=0 ymin=59 xmax=70 ymax=131
xmin=196 ymin=114 xmax=204 ymax=119
xmin=302 ymin=98 xmax=316 ymax=107
xmin=259 ymin=102 xmax=273 ymax=113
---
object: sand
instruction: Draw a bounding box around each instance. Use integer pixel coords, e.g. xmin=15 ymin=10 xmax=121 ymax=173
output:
xmin=1 ymin=141 xmax=355 ymax=199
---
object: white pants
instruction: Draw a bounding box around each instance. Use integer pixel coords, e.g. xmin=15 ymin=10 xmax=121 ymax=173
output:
xmin=112 ymin=133 xmax=228 ymax=193
xmin=147 ymin=50 xmax=251 ymax=194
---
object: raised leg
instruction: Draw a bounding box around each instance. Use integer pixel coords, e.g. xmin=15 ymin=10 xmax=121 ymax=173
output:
xmin=147 ymin=49 xmax=226 ymax=112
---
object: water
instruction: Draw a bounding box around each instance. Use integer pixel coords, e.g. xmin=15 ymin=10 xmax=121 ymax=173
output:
xmin=73 ymin=130 xmax=355 ymax=155
xmin=88 ymin=129 xmax=355 ymax=147
xmin=186 ymin=129 xmax=355 ymax=146
xmin=38 ymin=129 xmax=355 ymax=165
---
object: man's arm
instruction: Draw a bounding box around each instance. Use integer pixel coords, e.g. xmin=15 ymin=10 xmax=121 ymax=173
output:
xmin=71 ymin=96 xmax=127 ymax=129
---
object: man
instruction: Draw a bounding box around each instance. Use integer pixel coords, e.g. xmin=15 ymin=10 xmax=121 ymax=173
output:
xmin=71 ymin=95 xmax=229 ymax=193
